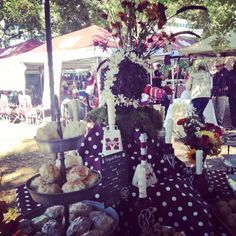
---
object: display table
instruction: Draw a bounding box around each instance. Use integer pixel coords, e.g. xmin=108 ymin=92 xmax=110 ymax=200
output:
xmin=165 ymin=97 xmax=217 ymax=134
xmin=78 ymin=123 xmax=231 ymax=235
xmin=16 ymin=123 xmax=234 ymax=235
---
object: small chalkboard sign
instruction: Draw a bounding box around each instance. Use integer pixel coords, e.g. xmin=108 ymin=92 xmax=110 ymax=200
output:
xmin=101 ymin=152 xmax=130 ymax=207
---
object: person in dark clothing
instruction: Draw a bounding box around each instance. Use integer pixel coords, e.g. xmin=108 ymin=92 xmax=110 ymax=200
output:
xmin=228 ymin=61 xmax=236 ymax=128
xmin=152 ymin=63 xmax=163 ymax=87
xmin=212 ymin=61 xmax=229 ymax=126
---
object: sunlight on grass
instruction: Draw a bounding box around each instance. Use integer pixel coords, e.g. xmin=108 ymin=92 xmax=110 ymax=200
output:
xmin=3 ymin=167 xmax=37 ymax=185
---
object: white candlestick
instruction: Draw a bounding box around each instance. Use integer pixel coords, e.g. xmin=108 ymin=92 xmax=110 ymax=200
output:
xmin=165 ymin=118 xmax=173 ymax=144
xmin=196 ymin=150 xmax=203 ymax=175
xmin=138 ymin=160 xmax=147 ymax=198
xmin=107 ymin=98 xmax=115 ymax=130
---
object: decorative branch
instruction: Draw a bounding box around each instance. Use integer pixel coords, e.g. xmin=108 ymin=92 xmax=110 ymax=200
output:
xmin=168 ymin=5 xmax=208 ymax=20
xmin=172 ymin=31 xmax=201 ymax=38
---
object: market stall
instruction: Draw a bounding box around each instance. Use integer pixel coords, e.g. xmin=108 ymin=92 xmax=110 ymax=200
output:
xmin=21 ymin=25 xmax=118 ymax=109
xmin=7 ymin=2 xmax=236 ymax=236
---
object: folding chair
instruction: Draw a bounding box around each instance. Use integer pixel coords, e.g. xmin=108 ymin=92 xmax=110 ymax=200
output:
xmin=0 ymin=94 xmax=19 ymax=123
xmin=18 ymin=94 xmax=44 ymax=125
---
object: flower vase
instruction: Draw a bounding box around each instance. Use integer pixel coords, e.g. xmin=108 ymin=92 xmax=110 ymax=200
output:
xmin=193 ymin=150 xmax=214 ymax=198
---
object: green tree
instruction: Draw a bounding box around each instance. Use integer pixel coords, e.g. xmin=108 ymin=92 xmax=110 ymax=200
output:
xmin=166 ymin=0 xmax=236 ymax=50
xmin=0 ymin=0 xmax=91 ymax=47
xmin=0 ymin=0 xmax=43 ymax=47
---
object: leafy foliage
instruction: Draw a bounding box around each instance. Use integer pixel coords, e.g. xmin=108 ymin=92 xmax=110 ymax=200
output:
xmin=0 ymin=0 xmax=91 ymax=47
xmin=85 ymin=105 xmax=162 ymax=143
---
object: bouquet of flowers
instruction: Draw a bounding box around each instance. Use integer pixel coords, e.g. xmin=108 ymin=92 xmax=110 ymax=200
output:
xmin=177 ymin=115 xmax=224 ymax=164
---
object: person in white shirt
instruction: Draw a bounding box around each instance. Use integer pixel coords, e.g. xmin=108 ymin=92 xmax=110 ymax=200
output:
xmin=186 ymin=62 xmax=212 ymax=123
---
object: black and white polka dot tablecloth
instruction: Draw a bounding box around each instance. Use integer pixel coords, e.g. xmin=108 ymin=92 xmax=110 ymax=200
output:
xmin=78 ymin=123 xmax=233 ymax=236
xmin=16 ymin=123 xmax=234 ymax=235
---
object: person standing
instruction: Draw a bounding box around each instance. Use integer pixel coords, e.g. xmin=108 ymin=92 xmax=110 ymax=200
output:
xmin=228 ymin=61 xmax=236 ymax=128
xmin=212 ymin=60 xmax=229 ymax=126
xmin=186 ymin=62 xmax=211 ymax=123
xmin=152 ymin=63 xmax=163 ymax=87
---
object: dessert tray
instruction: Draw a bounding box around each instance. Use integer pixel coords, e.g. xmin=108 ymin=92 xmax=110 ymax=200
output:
xmin=17 ymin=200 xmax=119 ymax=236
xmin=35 ymin=135 xmax=85 ymax=153
xmin=209 ymin=198 xmax=236 ymax=236
xmin=26 ymin=171 xmax=102 ymax=206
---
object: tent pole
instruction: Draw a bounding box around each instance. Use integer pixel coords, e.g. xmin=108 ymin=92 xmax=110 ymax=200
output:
xmin=44 ymin=0 xmax=56 ymax=121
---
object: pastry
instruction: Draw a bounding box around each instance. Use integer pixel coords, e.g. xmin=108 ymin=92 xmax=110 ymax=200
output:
xmin=36 ymin=121 xmax=62 ymax=140
xmin=33 ymin=232 xmax=47 ymax=236
xmin=91 ymin=213 xmax=114 ymax=233
xmin=55 ymin=154 xmax=83 ymax=169
xmin=38 ymin=183 xmax=61 ymax=194
xmin=89 ymin=211 xmax=106 ymax=221
xmin=41 ymin=219 xmax=63 ymax=236
xmin=227 ymin=213 xmax=236 ymax=227
xmin=44 ymin=205 xmax=64 ymax=223
xmin=62 ymin=179 xmax=86 ymax=193
xmin=82 ymin=171 xmax=99 ymax=188
xmin=69 ymin=202 xmax=93 ymax=222
xmin=228 ymin=199 xmax=236 ymax=211
xmin=216 ymin=200 xmax=228 ymax=208
xmin=66 ymin=216 xmax=92 ymax=236
xmin=18 ymin=219 xmax=35 ymax=234
xmin=81 ymin=229 xmax=105 ymax=236
xmin=32 ymin=215 xmax=49 ymax=230
xmin=67 ymin=165 xmax=89 ymax=182
xmin=30 ymin=176 xmax=46 ymax=191
xmin=39 ymin=163 xmax=61 ymax=184
xmin=219 ymin=205 xmax=232 ymax=217
xmin=63 ymin=120 xmax=87 ymax=139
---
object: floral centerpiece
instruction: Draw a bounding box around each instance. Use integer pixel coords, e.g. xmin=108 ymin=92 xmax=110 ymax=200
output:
xmin=176 ymin=115 xmax=224 ymax=164
xmin=87 ymin=0 xmax=207 ymax=141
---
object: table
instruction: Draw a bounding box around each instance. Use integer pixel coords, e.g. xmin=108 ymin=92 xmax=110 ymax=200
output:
xmin=78 ymin=123 xmax=230 ymax=235
xmin=16 ymin=123 xmax=233 ymax=235
xmin=165 ymin=97 xmax=217 ymax=134
xmin=222 ymin=154 xmax=236 ymax=173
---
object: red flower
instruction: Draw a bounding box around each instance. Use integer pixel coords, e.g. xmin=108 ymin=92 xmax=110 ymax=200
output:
xmin=147 ymin=36 xmax=154 ymax=43
xmin=101 ymin=12 xmax=108 ymax=20
xmin=177 ymin=118 xmax=187 ymax=125
xmin=157 ymin=3 xmax=167 ymax=29
xmin=138 ymin=21 xmax=146 ymax=29
xmin=200 ymin=135 xmax=210 ymax=147
xmin=117 ymin=12 xmax=126 ymax=21
xmin=93 ymin=40 xmax=99 ymax=46
xmin=137 ymin=1 xmax=149 ymax=12
xmin=111 ymin=22 xmax=121 ymax=29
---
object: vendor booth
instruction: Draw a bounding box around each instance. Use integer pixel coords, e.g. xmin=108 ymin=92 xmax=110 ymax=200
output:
xmin=21 ymin=25 xmax=119 ymax=109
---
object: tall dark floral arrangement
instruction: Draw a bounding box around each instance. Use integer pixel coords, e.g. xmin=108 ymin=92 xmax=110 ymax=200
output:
xmin=90 ymin=0 xmax=207 ymax=136
xmin=112 ymin=56 xmax=149 ymax=100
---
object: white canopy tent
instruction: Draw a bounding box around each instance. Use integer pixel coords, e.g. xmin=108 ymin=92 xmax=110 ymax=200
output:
xmin=0 ymin=39 xmax=42 ymax=92
xmin=20 ymin=25 xmax=118 ymax=108
xmin=0 ymin=56 xmax=26 ymax=91
xmin=179 ymin=30 xmax=236 ymax=57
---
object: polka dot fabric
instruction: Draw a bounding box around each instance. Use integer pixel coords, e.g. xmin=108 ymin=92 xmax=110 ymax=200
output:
xmin=14 ymin=124 xmax=230 ymax=235
xmin=78 ymin=124 xmax=229 ymax=236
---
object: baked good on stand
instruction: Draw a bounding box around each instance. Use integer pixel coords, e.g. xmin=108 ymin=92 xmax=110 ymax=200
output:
xmin=41 ymin=219 xmax=63 ymax=236
xmin=16 ymin=201 xmax=117 ymax=236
